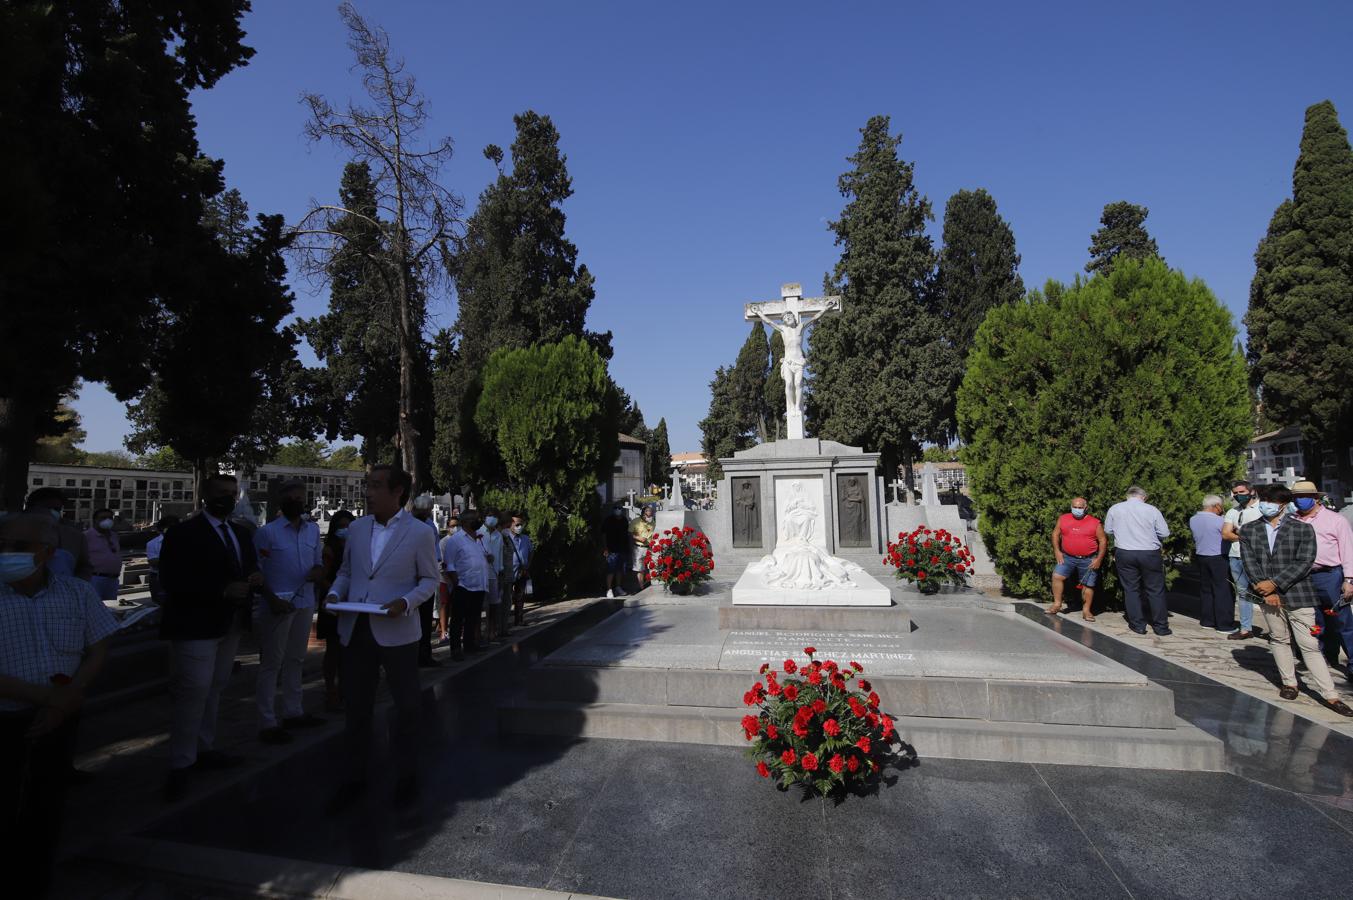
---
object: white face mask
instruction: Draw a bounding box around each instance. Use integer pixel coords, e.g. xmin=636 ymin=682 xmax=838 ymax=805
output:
xmin=97 ymin=518 xmax=114 ymax=530
xmin=511 ymin=524 xmax=523 ymax=535
xmin=1070 ymin=508 xmax=1087 ymax=519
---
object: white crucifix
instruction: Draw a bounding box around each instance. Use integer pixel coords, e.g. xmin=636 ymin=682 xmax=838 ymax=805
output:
xmin=745 ymin=282 xmax=843 ymax=440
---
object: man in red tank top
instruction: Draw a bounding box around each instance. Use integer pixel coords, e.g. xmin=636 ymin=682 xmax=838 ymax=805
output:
xmin=1050 ymin=497 xmax=1107 ymax=620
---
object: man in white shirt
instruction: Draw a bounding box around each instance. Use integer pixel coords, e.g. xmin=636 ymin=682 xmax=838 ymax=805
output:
xmin=410 ymin=495 xmax=442 ymax=667
xmin=1222 ymin=480 xmax=1264 ymax=640
xmin=441 ymin=509 xmax=491 ymax=661
xmin=324 ymin=466 xmax=438 ymax=806
xmin=479 ymin=507 xmax=507 ymax=644
xmin=1104 ymin=486 xmax=1172 ymax=636
xmin=252 ymin=480 xmax=326 ymax=745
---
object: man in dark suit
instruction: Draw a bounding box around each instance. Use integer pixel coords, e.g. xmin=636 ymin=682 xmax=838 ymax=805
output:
xmin=1240 ymin=484 xmax=1353 ymax=715
xmin=159 ymin=473 xmax=263 ymax=798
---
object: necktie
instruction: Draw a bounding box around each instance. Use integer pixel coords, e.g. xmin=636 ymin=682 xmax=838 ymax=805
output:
xmin=219 ymin=523 xmax=241 ymax=570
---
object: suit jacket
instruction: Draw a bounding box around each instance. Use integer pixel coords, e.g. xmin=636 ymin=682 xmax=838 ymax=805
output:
xmin=159 ymin=513 xmax=260 ymax=640
xmin=329 ymin=512 xmax=439 ymax=647
xmin=1239 ymin=517 xmax=1319 ymax=609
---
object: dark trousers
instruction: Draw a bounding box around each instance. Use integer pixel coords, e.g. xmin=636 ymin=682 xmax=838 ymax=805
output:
xmin=1 ymin=711 xmax=75 ymax=898
xmin=449 ymin=586 xmax=485 ymax=652
xmin=417 ymin=592 xmax=435 ymax=664
xmin=341 ymin=615 xmax=420 ymax=781
xmin=1312 ymin=567 xmax=1352 ymax=669
xmin=1196 ymin=554 xmax=1235 ymax=631
xmin=1116 ymin=549 xmax=1168 ymax=631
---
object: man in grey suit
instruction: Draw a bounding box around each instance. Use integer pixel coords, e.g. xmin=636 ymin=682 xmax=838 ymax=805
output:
xmin=325 ymin=465 xmax=440 ymax=803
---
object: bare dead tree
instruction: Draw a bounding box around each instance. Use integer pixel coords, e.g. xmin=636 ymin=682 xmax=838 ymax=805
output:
xmin=291 ymin=2 xmax=462 ymax=495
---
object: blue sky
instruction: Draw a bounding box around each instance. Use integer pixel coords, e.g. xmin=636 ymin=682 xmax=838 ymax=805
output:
xmin=74 ymin=0 xmax=1353 ymax=457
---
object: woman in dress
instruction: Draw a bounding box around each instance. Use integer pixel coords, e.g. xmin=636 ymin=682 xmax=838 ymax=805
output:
xmin=316 ymin=509 xmax=354 ymax=712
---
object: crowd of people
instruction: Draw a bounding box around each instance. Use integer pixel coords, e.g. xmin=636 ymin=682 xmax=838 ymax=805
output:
xmin=1049 ymin=480 xmax=1353 ymax=716
xmin=0 ymin=465 xmax=540 ymax=894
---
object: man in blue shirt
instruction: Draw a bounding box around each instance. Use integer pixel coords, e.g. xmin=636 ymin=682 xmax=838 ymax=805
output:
xmin=1189 ymin=494 xmax=1235 ymax=634
xmin=1105 ymin=486 xmax=1172 ymax=635
xmin=507 ymin=513 xmax=533 ymax=627
xmin=253 ymin=480 xmax=326 ymax=745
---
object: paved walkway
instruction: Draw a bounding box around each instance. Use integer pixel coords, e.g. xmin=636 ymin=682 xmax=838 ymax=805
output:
xmin=50 ymin=596 xmax=614 ymax=897
xmin=1025 ymin=592 xmax=1353 ymax=737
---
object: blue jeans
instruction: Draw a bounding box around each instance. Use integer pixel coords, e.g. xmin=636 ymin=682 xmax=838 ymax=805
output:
xmin=1311 ymin=566 xmax=1352 ymax=669
xmin=1053 ymin=554 xmax=1099 ymax=587
xmin=1228 ymin=557 xmax=1253 ymax=632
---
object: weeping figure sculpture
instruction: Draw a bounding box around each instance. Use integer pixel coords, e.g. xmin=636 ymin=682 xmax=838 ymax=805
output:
xmin=747 ymin=482 xmax=864 ymax=590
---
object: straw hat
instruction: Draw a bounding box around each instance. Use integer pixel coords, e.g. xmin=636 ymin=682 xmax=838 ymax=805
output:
xmin=1290 ymin=480 xmax=1321 ymax=495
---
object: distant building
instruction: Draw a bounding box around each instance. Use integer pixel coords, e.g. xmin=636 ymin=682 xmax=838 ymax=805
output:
xmin=671 ymin=451 xmax=714 ymax=496
xmin=1245 ymin=425 xmax=1349 ymax=504
xmin=25 ymin=461 xmax=368 ymax=528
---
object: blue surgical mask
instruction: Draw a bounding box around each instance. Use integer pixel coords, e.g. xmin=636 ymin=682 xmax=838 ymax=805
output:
xmin=0 ymin=552 xmax=39 ymax=583
xmin=1257 ymin=501 xmax=1282 ymax=518
xmin=1293 ymin=497 xmax=1318 ymax=513
xmin=484 ymin=516 xmax=498 ymax=528
xmin=334 ymin=528 xmax=349 ymax=539
xmin=1070 ymin=508 xmax=1087 ymax=519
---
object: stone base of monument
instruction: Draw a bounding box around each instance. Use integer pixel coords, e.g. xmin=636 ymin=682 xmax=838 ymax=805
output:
xmin=499 ymin=586 xmax=1224 ymax=772
xmin=729 ymin=563 xmax=892 ymax=606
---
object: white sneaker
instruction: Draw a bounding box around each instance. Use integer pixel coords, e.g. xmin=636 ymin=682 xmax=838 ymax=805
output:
xmin=606 ymin=589 xmax=615 ymax=599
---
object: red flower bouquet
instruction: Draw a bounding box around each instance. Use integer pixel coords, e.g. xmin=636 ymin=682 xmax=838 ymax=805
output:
xmin=743 ymin=648 xmax=903 ymax=796
xmin=643 ymin=526 xmax=714 ymax=595
xmin=885 ymin=526 xmax=973 ymax=594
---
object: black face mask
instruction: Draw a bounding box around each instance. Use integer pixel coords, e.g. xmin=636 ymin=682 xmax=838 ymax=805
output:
xmin=280 ymin=500 xmax=305 ymax=519
xmin=204 ymin=496 xmax=236 ymax=518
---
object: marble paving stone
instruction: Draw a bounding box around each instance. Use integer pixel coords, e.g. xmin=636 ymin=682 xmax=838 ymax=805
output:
xmin=1035 ymin=763 xmax=1353 ymax=900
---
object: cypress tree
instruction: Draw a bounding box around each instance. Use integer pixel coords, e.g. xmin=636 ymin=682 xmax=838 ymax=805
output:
xmin=646 ymin=418 xmax=671 ymax=488
xmin=1086 ymin=201 xmax=1162 ymax=276
xmin=1246 ymin=100 xmax=1353 ymax=485
xmin=808 ymin=115 xmax=955 ymax=476
xmin=958 ymin=259 xmax=1249 ymax=599
xmin=437 ymin=111 xmax=611 ymax=485
xmin=765 ymin=330 xmax=786 ymax=441
xmin=935 ymin=188 xmax=1025 ymax=439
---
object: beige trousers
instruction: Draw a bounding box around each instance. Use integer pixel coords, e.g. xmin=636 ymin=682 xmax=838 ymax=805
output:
xmin=1261 ymin=604 xmax=1337 ymax=698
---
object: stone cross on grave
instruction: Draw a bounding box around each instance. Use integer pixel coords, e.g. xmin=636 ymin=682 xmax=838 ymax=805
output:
xmin=889 ymin=476 xmax=908 ymax=505
xmin=745 ymin=282 xmax=843 ymax=440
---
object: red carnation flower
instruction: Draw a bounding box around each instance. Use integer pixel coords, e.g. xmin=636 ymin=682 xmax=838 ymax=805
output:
xmin=801 ymin=753 xmax=819 ymax=772
xmin=858 ymin=679 xmax=872 ymax=692
xmin=783 ymin=659 xmax=798 ymax=675
xmin=865 ymin=712 xmax=880 ymax=728
xmin=881 ymin=716 xmax=895 ymax=737
xmin=803 ymin=646 xmax=817 ymax=656
xmin=781 ymin=748 xmax=796 ymax=766
xmin=758 ymin=663 xmax=769 ymax=675
xmin=856 ymin=736 xmax=871 ymax=753
xmin=846 ymin=755 xmax=861 ymax=773
xmin=868 ymin=691 xmax=880 ymax=708
xmin=756 ymin=761 xmax=770 ymax=778
xmin=767 ymin=681 xmax=781 ymax=696
xmin=741 ymin=714 xmax=759 ymax=734
xmin=828 ymin=753 xmax=845 ymax=773
xmin=766 ymin=724 xmax=778 ymax=739
xmin=807 ymin=670 xmax=822 ymax=686
xmin=848 ymin=697 xmax=866 ymax=718
xmin=812 ymin=699 xmax=827 ymax=714
xmin=792 ymin=719 xmax=810 ymax=737
xmin=823 ymin=718 xmax=841 ymax=736
xmin=783 ymin=684 xmax=799 ymax=701
xmin=851 ymin=661 xmax=864 ymax=672
xmin=742 ymin=691 xmax=755 ymax=706
xmin=917 ymin=571 xmax=927 ymax=580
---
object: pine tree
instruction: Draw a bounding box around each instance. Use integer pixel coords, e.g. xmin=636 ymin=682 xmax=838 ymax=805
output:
xmin=1246 ymin=100 xmax=1353 ymax=487
xmin=808 ymin=115 xmax=955 ymax=477
xmin=959 ymin=259 xmax=1249 ymax=599
xmin=935 ymin=189 xmax=1025 ymax=439
xmin=730 ymin=323 xmax=771 ymax=442
xmin=0 ymin=2 xmax=253 ymax=508
xmin=436 ymin=111 xmax=611 ymax=487
xmin=1085 ymin=201 xmax=1162 ymax=275
xmin=295 ymin=163 xmax=403 ymax=464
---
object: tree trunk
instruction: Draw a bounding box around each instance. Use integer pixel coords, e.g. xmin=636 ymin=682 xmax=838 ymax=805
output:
xmin=0 ymin=395 xmax=37 ymax=512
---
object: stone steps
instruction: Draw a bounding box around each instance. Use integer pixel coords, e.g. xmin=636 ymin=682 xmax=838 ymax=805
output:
xmin=524 ymin=665 xmax=1179 ymax=729
xmin=498 ymin=701 xmax=1224 ymax=772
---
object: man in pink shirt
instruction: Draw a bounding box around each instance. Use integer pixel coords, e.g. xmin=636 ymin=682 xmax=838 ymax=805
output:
xmin=1290 ymin=480 xmax=1353 ymax=679
xmin=83 ymin=507 xmax=122 ymax=603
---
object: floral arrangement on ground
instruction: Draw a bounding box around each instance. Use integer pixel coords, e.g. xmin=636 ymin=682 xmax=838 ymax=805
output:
xmin=742 ymin=647 xmax=904 ymax=796
xmin=643 ymin=526 xmax=714 ymax=595
xmin=886 ymin=525 xmax=973 ymax=594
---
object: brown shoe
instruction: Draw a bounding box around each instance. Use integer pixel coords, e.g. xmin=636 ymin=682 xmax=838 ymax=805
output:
xmin=1227 ymin=630 xmax=1254 ymax=641
xmin=1323 ymin=698 xmax=1353 ymax=717
xmin=1279 ymin=686 xmax=1300 ymax=701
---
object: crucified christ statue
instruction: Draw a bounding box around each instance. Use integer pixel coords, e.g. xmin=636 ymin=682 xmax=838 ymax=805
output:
xmin=744 ymin=283 xmax=843 ymax=440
